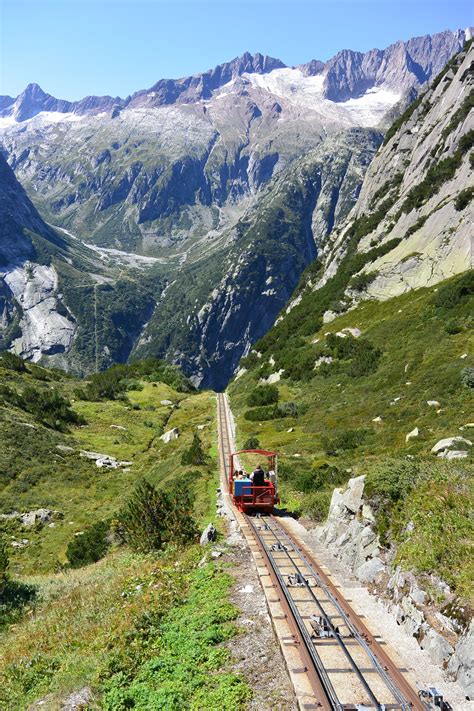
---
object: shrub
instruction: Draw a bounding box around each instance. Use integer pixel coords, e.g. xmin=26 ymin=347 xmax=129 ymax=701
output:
xmin=0 ymin=384 xmax=84 ymax=432
xmin=246 ymin=384 xmax=279 ymax=407
xmin=402 ymin=153 xmax=460 ymax=213
xmin=458 ymin=128 xmax=474 ymax=154
xmin=306 ymin=490 xmax=333 ymax=522
xmin=78 ymin=359 xmax=194 ymax=401
xmin=444 ymin=319 xmax=464 ymax=335
xmin=244 ymin=405 xmax=278 ymax=422
xmin=322 ymin=429 xmax=369 ymax=455
xmin=66 ymin=520 xmax=110 ymax=568
xmin=0 ymin=536 xmax=8 ymax=591
xmin=181 ymin=433 xmax=207 ymax=466
xmin=322 ymin=334 xmax=382 ymax=378
xmin=350 ymin=271 xmax=378 ymax=292
xmin=21 ymin=387 xmax=85 ymax=431
xmin=0 ymin=352 xmax=27 ymax=372
xmin=461 ymin=367 xmax=474 ymax=388
xmin=277 ymin=401 xmax=300 ymax=418
xmin=244 ymin=401 xmax=300 ymax=421
xmin=293 ymin=463 xmax=343 ymax=493
xmin=346 ymin=345 xmax=382 ymax=377
xmin=434 ymin=271 xmax=474 ymax=309
xmin=119 ymin=480 xmax=198 ymax=552
xmin=364 ymin=458 xmax=421 ymax=544
xmin=244 ymin=436 xmax=260 ymax=449
xmin=454 ymin=187 xmax=474 ymax=211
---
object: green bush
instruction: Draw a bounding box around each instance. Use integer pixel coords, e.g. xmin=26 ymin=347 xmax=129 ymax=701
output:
xmin=322 ymin=429 xmax=369 ymax=456
xmin=246 ymin=384 xmax=279 ymax=407
xmin=441 ymin=91 xmax=474 ymax=141
xmin=181 ymin=433 xmax=207 ymax=466
xmin=119 ymin=480 xmax=198 ymax=553
xmin=244 ymin=401 xmax=300 ymax=421
xmin=293 ymin=463 xmax=343 ymax=493
xmin=305 ymin=490 xmax=333 ymax=522
xmin=454 ymin=187 xmax=474 ymax=211
xmin=244 ymin=405 xmax=278 ymax=422
xmin=78 ymin=359 xmax=194 ymax=401
xmin=66 ymin=520 xmax=110 ymax=569
xmin=243 ymin=436 xmax=260 ymax=449
xmin=461 ymin=367 xmax=474 ymax=388
xmin=350 ymin=271 xmax=378 ymax=291
xmin=444 ymin=319 xmax=464 ymax=335
xmin=434 ymin=271 xmax=474 ymax=309
xmin=0 ymin=352 xmax=27 ymax=372
xmin=364 ymin=458 xmax=421 ymax=544
xmin=0 ymin=384 xmax=84 ymax=432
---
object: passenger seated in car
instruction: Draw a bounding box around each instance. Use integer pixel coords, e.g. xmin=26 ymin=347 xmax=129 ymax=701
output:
xmin=251 ymin=464 xmax=266 ymax=487
xmin=234 ymin=470 xmax=244 ymax=480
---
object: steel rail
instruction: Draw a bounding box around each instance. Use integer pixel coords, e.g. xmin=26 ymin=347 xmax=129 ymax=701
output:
xmin=254 ymin=517 xmax=386 ymax=710
xmin=247 ymin=514 xmax=344 ymax=710
xmin=266 ymin=517 xmax=414 ymax=710
xmin=216 ymin=393 xmax=426 ymax=711
xmin=273 ymin=517 xmax=426 ymax=711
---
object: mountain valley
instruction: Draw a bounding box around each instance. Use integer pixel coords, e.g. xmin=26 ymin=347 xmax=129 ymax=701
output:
xmin=0 ymin=28 xmax=471 ymax=386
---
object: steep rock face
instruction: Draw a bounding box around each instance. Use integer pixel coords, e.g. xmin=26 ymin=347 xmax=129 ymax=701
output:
xmin=302 ymin=39 xmax=473 ymax=313
xmin=322 ymin=29 xmax=469 ymax=101
xmin=0 ymin=155 xmax=77 ymax=356
xmin=0 ymin=155 xmax=161 ymax=371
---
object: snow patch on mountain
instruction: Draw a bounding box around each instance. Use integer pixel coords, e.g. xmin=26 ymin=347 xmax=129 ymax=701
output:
xmin=242 ymin=67 xmax=400 ymax=127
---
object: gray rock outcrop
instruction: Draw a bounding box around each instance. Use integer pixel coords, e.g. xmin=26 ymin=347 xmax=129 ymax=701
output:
xmin=200 ymin=523 xmax=217 ymax=546
xmin=315 ymin=474 xmax=473 ymax=691
xmin=160 ymin=427 xmax=180 ymax=443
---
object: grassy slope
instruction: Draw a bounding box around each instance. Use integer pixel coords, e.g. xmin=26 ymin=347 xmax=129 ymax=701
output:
xmin=230 ymin=278 xmax=473 ymax=470
xmin=0 ymin=365 xmax=251 ymax=709
xmin=228 ymin=276 xmax=473 ymax=596
xmin=0 ymin=367 xmax=216 ymax=576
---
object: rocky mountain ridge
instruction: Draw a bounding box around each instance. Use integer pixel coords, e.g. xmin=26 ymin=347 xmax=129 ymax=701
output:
xmin=1 ymin=29 xmax=470 ymax=120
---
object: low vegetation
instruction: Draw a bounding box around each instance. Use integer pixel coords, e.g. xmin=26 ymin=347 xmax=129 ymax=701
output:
xmin=0 ymin=355 xmax=254 ymax=709
xmin=229 ymin=272 xmax=473 ymax=600
xmin=365 ymin=459 xmax=473 ymax=599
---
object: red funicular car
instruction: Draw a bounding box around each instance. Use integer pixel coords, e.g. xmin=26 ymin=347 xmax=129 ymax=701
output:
xmin=229 ymin=449 xmax=279 ymax=513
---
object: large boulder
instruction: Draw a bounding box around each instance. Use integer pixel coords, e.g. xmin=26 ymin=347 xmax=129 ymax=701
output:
xmin=447 ymin=620 xmax=474 ymax=697
xmin=20 ymin=508 xmax=53 ymax=526
xmin=356 ymin=557 xmax=385 ymax=583
xmin=431 ymin=436 xmax=472 ymax=454
xmin=160 ymin=427 xmax=180 ymax=443
xmin=200 ymin=523 xmax=217 ymax=546
xmin=420 ymin=627 xmax=454 ymax=667
xmin=341 ymin=475 xmax=365 ymax=513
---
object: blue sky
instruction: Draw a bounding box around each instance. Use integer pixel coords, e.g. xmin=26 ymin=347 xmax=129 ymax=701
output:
xmin=1 ymin=0 xmax=473 ymax=100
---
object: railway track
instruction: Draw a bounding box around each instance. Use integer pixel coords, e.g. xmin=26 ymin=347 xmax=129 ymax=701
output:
xmin=217 ymin=393 xmax=427 ymax=711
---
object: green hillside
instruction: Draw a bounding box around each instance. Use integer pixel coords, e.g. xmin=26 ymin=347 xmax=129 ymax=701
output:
xmin=228 ymin=272 xmax=474 ymax=598
xmin=0 ymin=358 xmax=251 ymax=710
